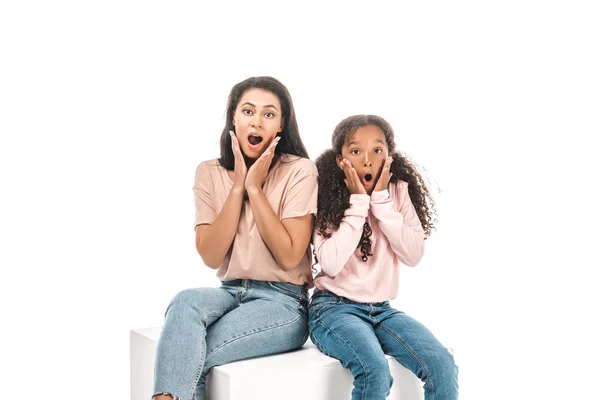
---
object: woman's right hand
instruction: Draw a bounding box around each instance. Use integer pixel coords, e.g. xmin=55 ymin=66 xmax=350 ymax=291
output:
xmin=230 ymin=131 xmax=248 ymax=192
xmin=341 ymin=159 xmax=367 ymax=195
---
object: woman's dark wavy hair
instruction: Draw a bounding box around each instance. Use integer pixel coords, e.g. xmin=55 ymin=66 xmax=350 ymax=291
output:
xmin=218 ymin=76 xmax=309 ymax=169
xmin=315 ymin=115 xmax=436 ymax=262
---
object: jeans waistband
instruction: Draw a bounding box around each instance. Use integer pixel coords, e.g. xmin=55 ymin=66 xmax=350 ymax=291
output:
xmin=222 ymin=279 xmax=309 ymax=298
xmin=312 ymin=289 xmax=388 ymax=307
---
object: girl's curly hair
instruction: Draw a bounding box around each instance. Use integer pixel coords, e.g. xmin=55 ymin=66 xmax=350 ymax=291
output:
xmin=315 ymin=115 xmax=436 ymax=263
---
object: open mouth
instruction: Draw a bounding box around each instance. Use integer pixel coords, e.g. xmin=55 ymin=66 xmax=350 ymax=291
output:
xmin=248 ymin=135 xmax=263 ymax=146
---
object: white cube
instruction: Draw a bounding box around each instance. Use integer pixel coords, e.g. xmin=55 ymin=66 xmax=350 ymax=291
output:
xmin=130 ymin=327 xmax=424 ymax=400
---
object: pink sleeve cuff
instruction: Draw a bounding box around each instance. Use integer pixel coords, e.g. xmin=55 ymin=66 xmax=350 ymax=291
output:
xmin=370 ymin=189 xmax=390 ymax=203
xmin=345 ymin=194 xmax=370 ymax=218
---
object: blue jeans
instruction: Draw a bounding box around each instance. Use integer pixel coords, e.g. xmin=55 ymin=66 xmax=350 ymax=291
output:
xmin=153 ymin=279 xmax=309 ymax=400
xmin=309 ymin=290 xmax=458 ymax=400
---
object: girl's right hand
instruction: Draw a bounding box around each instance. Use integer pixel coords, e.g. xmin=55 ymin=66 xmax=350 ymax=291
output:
xmin=230 ymin=131 xmax=247 ymax=191
xmin=341 ymin=159 xmax=367 ymax=195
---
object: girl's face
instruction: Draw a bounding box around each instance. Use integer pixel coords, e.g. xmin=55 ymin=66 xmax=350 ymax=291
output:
xmin=232 ymin=88 xmax=283 ymax=159
xmin=337 ymin=124 xmax=389 ymax=194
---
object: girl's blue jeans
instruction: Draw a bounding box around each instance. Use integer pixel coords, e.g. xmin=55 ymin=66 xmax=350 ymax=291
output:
xmin=153 ymin=279 xmax=309 ymax=400
xmin=309 ymin=290 xmax=458 ymax=400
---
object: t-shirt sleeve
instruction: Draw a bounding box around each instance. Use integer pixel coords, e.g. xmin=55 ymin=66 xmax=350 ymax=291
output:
xmin=193 ymin=162 xmax=217 ymax=228
xmin=281 ymin=160 xmax=318 ymax=220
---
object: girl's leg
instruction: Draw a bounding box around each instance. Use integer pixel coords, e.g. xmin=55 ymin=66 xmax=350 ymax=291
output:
xmin=194 ymin=280 xmax=309 ymax=400
xmin=153 ymin=287 xmax=237 ymax=400
xmin=374 ymin=306 xmax=458 ymax=400
xmin=309 ymin=297 xmax=393 ymax=400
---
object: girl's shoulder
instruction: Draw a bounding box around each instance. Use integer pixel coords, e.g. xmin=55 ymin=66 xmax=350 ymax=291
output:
xmin=388 ymin=180 xmax=410 ymax=206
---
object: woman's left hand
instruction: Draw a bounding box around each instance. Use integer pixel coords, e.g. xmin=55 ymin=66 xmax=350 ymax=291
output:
xmin=245 ymin=137 xmax=280 ymax=193
xmin=374 ymin=156 xmax=393 ymax=192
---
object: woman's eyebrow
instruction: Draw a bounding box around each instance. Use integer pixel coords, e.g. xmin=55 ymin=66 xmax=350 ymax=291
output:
xmin=240 ymin=102 xmax=278 ymax=111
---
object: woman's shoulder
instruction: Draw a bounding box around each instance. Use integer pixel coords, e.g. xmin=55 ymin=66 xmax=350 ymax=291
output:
xmin=278 ymin=154 xmax=318 ymax=175
xmin=195 ymin=159 xmax=225 ymax=178
xmin=279 ymin=153 xmax=317 ymax=175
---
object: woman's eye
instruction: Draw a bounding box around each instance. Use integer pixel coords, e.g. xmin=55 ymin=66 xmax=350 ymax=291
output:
xmin=351 ymin=149 xmax=359 ymax=155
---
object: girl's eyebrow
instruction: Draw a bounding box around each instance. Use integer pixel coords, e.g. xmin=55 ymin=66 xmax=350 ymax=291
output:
xmin=240 ymin=102 xmax=278 ymax=111
xmin=347 ymin=139 xmax=386 ymax=146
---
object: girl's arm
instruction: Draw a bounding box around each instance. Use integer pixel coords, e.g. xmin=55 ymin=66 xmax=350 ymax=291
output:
xmin=370 ymin=182 xmax=425 ymax=267
xmin=313 ymin=194 xmax=370 ymax=276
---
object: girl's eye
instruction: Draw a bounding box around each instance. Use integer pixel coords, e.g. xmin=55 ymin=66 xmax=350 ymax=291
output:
xmin=243 ymin=109 xmax=253 ymax=115
xmin=351 ymin=149 xmax=359 ymax=155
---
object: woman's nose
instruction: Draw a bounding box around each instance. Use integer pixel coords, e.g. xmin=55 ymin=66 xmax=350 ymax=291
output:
xmin=251 ymin=114 xmax=262 ymax=128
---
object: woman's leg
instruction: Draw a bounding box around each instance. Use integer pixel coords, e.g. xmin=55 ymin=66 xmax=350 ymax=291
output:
xmin=374 ymin=305 xmax=458 ymax=400
xmin=309 ymin=297 xmax=393 ymax=400
xmin=194 ymin=280 xmax=309 ymax=400
xmin=152 ymin=287 xmax=238 ymax=400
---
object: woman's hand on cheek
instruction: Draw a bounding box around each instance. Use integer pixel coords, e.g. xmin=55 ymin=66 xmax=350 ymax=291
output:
xmin=245 ymin=137 xmax=280 ymax=193
xmin=341 ymin=159 xmax=367 ymax=195
xmin=374 ymin=156 xmax=393 ymax=192
xmin=230 ymin=131 xmax=248 ymax=191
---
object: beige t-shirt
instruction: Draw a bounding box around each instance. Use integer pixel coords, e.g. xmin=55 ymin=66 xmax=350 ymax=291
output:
xmin=194 ymin=154 xmax=318 ymax=286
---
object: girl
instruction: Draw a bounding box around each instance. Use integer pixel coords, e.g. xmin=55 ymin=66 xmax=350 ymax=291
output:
xmin=153 ymin=77 xmax=318 ymax=400
xmin=310 ymin=115 xmax=458 ymax=400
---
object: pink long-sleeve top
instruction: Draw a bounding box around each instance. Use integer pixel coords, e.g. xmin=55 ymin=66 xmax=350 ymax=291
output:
xmin=313 ymin=181 xmax=425 ymax=303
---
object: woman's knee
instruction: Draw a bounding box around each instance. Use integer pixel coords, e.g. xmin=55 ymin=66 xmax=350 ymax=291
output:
xmin=168 ymin=288 xmax=199 ymax=308
xmin=165 ymin=288 xmax=212 ymax=320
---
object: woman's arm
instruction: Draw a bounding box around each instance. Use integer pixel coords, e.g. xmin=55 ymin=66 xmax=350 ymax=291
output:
xmin=370 ymin=182 xmax=425 ymax=267
xmin=313 ymin=194 xmax=370 ymax=276
xmin=247 ymin=188 xmax=314 ymax=271
xmin=245 ymin=142 xmax=317 ymax=271
xmin=195 ymin=187 xmax=245 ymax=269
xmin=194 ymin=131 xmax=248 ymax=269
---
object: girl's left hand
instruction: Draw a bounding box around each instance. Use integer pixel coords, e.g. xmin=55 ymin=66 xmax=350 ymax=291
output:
xmin=245 ymin=137 xmax=280 ymax=192
xmin=374 ymin=156 xmax=393 ymax=192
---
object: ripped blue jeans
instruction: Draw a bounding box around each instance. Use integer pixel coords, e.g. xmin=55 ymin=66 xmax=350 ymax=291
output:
xmin=153 ymin=279 xmax=309 ymax=400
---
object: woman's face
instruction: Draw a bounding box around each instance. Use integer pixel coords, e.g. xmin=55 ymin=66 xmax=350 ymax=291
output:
xmin=337 ymin=124 xmax=389 ymax=194
xmin=232 ymin=88 xmax=283 ymax=159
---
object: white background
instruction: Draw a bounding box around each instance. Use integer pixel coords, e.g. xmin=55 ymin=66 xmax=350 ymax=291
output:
xmin=1 ymin=1 xmax=599 ymax=399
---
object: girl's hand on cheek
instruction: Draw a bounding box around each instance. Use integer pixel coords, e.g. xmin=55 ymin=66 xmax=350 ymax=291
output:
xmin=374 ymin=156 xmax=393 ymax=192
xmin=341 ymin=159 xmax=367 ymax=195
